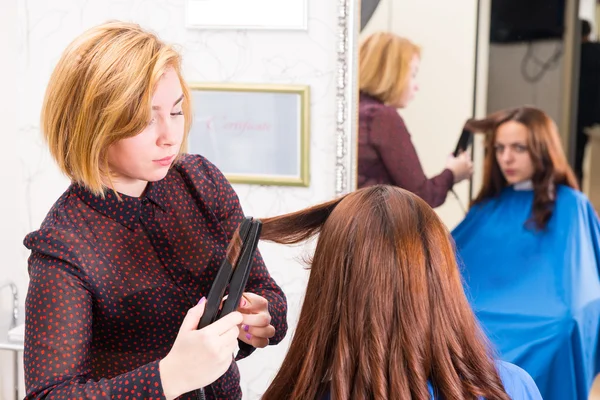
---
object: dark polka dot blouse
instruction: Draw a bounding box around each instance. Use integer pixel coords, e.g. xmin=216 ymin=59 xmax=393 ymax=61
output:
xmin=23 ymin=154 xmax=288 ymax=399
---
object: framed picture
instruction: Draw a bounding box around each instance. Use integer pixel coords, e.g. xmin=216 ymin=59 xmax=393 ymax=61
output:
xmin=188 ymin=83 xmax=310 ymax=187
xmin=185 ymin=0 xmax=308 ymax=30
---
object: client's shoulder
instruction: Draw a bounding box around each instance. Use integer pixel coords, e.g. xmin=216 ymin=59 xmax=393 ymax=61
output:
xmin=495 ymin=360 xmax=543 ymax=400
xmin=556 ymin=184 xmax=585 ymax=200
xmin=556 ymin=184 xmax=595 ymax=213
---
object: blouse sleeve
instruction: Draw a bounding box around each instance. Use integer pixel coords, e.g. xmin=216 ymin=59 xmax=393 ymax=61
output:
xmin=369 ymin=106 xmax=454 ymax=208
xmin=24 ymin=250 xmax=166 ymax=400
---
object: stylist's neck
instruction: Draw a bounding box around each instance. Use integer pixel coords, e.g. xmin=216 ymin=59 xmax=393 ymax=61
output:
xmin=103 ymin=177 xmax=149 ymax=198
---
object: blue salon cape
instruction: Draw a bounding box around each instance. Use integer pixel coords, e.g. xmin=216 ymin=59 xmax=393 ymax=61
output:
xmin=452 ymin=185 xmax=600 ymax=400
xmin=320 ymin=360 xmax=541 ymax=399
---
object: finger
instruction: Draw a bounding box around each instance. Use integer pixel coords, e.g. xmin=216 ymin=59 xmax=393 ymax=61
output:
xmin=235 ymin=295 xmax=249 ymax=308
xmin=221 ymin=294 xmax=250 ymax=310
xmin=240 ymin=292 xmax=268 ymax=306
xmin=223 ymin=325 xmax=242 ymax=345
xmin=237 ymin=329 xmax=256 ymax=346
xmin=203 ymin=311 xmax=244 ymax=336
xmin=240 ymin=312 xmax=272 ymax=328
xmin=250 ymin=336 xmax=270 ymax=348
xmin=219 ymin=295 xmax=227 ymax=310
xmin=208 ymin=326 xmax=239 ymax=353
xmin=222 ymin=327 xmax=242 ymax=353
xmin=179 ymin=297 xmax=206 ymax=333
xmin=243 ymin=324 xmax=276 ymax=340
xmin=238 ymin=293 xmax=268 ymax=312
xmin=238 ymin=330 xmax=269 ymax=348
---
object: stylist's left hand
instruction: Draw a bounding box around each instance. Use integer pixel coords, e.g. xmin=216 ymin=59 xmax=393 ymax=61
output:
xmin=237 ymin=292 xmax=275 ymax=348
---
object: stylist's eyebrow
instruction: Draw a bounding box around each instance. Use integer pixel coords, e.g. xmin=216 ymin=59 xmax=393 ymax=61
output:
xmin=152 ymin=94 xmax=184 ymax=110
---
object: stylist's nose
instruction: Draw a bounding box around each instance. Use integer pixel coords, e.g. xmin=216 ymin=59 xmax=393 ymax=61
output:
xmin=157 ymin=118 xmax=176 ymax=147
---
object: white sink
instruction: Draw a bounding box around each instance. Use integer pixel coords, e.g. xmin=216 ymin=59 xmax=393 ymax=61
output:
xmin=7 ymin=323 xmax=24 ymax=344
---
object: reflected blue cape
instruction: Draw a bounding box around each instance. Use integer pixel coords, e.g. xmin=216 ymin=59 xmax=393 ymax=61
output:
xmin=452 ymin=185 xmax=600 ymax=400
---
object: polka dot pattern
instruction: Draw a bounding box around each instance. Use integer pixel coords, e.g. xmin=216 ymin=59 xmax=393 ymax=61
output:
xmin=23 ymin=154 xmax=288 ymax=399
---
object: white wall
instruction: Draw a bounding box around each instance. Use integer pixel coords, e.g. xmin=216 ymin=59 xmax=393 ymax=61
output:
xmin=362 ymin=0 xmax=479 ymax=229
xmin=485 ymin=0 xmax=596 ymax=154
xmin=597 ymin=5 xmax=600 ymax=37
xmin=1 ymin=0 xmax=27 ymax=398
xmin=486 ymin=40 xmax=564 ymax=125
xmin=581 ymin=0 xmax=597 ymax=34
xmin=2 ymin=0 xmax=340 ymax=398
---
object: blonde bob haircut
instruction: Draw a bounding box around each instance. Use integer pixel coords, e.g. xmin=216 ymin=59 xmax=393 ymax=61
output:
xmin=41 ymin=21 xmax=192 ymax=196
xmin=359 ymin=32 xmax=421 ymax=105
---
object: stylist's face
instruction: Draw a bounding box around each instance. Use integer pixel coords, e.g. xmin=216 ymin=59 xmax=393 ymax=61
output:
xmin=106 ymin=67 xmax=186 ymax=197
xmin=396 ymin=55 xmax=420 ymax=108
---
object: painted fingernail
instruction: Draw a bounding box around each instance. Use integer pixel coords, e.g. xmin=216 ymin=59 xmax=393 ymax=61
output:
xmin=241 ymin=298 xmax=248 ymax=307
xmin=198 ymin=297 xmax=206 ymax=306
xmin=243 ymin=324 xmax=250 ymax=332
xmin=246 ymin=333 xmax=252 ymax=340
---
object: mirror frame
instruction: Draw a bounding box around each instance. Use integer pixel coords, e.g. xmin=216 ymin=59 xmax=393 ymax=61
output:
xmin=334 ymin=0 xmax=360 ymax=196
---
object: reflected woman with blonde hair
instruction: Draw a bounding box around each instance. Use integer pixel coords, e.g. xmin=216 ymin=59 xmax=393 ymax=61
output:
xmin=358 ymin=32 xmax=473 ymax=208
xmin=23 ymin=21 xmax=287 ymax=399
xmin=256 ymin=185 xmax=541 ymax=399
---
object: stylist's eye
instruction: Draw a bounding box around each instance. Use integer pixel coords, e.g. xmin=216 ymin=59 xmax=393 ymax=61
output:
xmin=171 ymin=111 xmax=184 ymax=116
xmin=514 ymin=144 xmax=528 ymax=153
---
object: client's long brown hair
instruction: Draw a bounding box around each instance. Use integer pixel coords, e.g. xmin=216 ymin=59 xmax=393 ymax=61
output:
xmin=239 ymin=185 xmax=510 ymax=400
xmin=466 ymin=106 xmax=578 ymax=230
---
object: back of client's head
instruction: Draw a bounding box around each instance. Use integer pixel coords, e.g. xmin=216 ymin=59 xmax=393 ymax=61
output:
xmin=256 ymin=185 xmax=509 ymax=400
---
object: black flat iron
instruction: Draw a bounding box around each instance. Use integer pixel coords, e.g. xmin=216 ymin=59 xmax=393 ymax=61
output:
xmin=454 ymin=128 xmax=474 ymax=157
xmin=197 ymin=216 xmax=262 ymax=329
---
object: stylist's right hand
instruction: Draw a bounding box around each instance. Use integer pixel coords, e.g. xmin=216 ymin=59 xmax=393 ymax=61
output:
xmin=159 ymin=297 xmax=243 ymax=400
xmin=446 ymin=152 xmax=474 ymax=184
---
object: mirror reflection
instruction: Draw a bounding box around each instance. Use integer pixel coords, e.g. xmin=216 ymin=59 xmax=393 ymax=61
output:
xmin=359 ymin=1 xmax=600 ymax=399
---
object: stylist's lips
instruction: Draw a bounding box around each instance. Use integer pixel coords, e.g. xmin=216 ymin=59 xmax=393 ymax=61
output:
xmin=154 ymin=155 xmax=175 ymax=167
